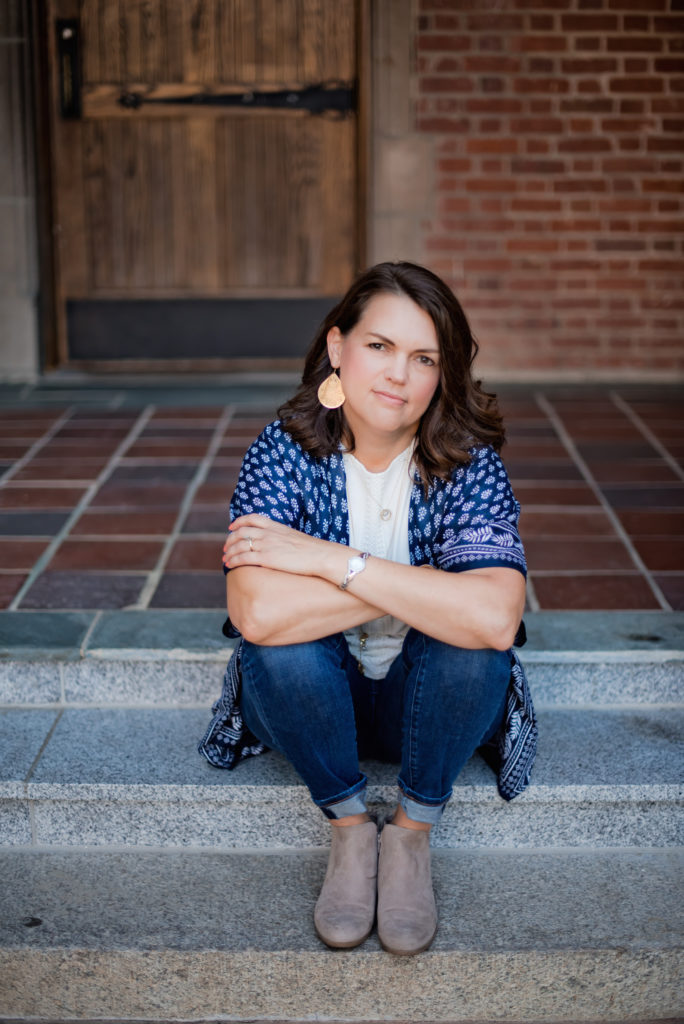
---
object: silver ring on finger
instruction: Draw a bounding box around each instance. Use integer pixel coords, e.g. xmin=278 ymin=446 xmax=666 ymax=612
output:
xmin=247 ymin=536 xmax=254 ymax=552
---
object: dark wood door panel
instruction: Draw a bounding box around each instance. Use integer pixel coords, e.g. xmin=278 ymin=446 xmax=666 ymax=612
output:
xmin=47 ymin=0 xmax=361 ymax=364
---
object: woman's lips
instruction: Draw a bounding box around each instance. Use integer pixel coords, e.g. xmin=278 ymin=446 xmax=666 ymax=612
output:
xmin=373 ymin=389 xmax=407 ymax=406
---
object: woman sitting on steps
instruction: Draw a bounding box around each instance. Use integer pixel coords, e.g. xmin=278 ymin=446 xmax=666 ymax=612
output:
xmin=199 ymin=261 xmax=537 ymax=955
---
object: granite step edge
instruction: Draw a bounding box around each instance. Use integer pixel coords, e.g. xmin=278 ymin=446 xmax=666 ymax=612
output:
xmin=1 ymin=657 xmax=682 ymax=707
xmin=3 ymin=783 xmax=681 ymax=849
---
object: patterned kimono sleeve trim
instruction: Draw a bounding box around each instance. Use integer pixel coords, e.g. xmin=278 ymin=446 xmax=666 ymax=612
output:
xmin=197 ymin=641 xmax=267 ymax=769
xmin=437 ymin=521 xmax=527 ymax=576
xmin=494 ymin=650 xmax=538 ymax=800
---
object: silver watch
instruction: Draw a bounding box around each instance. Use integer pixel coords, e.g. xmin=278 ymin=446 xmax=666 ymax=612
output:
xmin=340 ymin=551 xmax=370 ymax=590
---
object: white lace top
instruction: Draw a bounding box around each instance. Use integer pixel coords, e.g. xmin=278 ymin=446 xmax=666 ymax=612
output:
xmin=342 ymin=443 xmax=414 ymax=679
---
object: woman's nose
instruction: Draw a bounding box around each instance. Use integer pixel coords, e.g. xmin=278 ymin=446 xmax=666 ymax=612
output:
xmin=386 ymin=355 xmax=408 ymax=382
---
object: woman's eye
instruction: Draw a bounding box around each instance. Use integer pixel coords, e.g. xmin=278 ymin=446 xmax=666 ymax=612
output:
xmin=368 ymin=342 xmax=385 ymax=350
xmin=418 ymin=355 xmax=436 ymax=366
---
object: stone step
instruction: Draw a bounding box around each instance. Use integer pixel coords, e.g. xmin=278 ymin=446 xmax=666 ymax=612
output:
xmin=2 ymin=610 xmax=682 ymax=709
xmin=2 ymin=705 xmax=681 ymax=849
xmin=0 ymin=846 xmax=681 ymax=1022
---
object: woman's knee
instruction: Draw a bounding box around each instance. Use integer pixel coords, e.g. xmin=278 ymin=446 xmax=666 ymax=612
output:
xmin=404 ymin=629 xmax=509 ymax=673
xmin=242 ymin=633 xmax=348 ymax=697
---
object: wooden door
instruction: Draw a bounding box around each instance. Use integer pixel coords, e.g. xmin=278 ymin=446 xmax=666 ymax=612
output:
xmin=44 ymin=0 xmax=363 ymax=368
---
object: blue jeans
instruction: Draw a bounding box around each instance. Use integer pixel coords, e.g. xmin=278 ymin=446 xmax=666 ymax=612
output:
xmin=240 ymin=629 xmax=511 ymax=825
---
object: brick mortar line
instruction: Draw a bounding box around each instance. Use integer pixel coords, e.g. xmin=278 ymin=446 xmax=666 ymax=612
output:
xmin=7 ymin=407 xmax=156 ymax=611
xmin=534 ymin=392 xmax=671 ymax=612
xmin=0 ymin=407 xmax=75 ymax=484
xmin=132 ymin=405 xmax=236 ymax=610
xmin=610 ymin=391 xmax=684 ymax=484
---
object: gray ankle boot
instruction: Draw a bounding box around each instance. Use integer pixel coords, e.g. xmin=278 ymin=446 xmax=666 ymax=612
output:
xmin=314 ymin=820 xmax=378 ymax=949
xmin=377 ymin=822 xmax=438 ymax=955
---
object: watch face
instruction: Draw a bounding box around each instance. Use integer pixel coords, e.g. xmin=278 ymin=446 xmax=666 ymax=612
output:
xmin=349 ymin=556 xmax=365 ymax=572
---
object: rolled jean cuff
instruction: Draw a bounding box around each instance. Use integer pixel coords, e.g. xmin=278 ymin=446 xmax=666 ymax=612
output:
xmin=318 ymin=776 xmax=368 ymax=820
xmin=398 ymin=784 xmax=449 ymax=826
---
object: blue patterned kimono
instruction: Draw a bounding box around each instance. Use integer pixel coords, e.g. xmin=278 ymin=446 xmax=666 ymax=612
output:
xmin=199 ymin=421 xmax=538 ymax=800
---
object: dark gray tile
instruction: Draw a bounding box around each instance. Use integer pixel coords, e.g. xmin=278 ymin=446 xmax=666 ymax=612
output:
xmin=87 ymin=610 xmax=228 ymax=653
xmin=602 ymin=486 xmax=684 ymax=509
xmin=181 ymin=507 xmax=228 ymax=533
xmin=20 ymin=572 xmax=145 ymax=610
xmin=107 ymin=464 xmax=197 ymax=483
xmin=0 ymin=610 xmax=95 ymax=653
xmin=0 ymin=512 xmax=70 ymax=535
xmin=149 ymin=572 xmax=225 ymax=609
xmin=654 ymin=575 xmax=684 ymax=612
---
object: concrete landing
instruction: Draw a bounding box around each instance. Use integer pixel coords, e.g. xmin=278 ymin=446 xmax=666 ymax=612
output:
xmin=0 ymin=847 xmax=681 ymax=1021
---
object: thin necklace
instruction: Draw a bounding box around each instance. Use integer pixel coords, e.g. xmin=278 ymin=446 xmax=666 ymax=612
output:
xmin=360 ymin=448 xmax=412 ymax=522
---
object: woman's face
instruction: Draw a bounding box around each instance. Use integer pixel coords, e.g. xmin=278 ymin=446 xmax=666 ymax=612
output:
xmin=327 ymin=292 xmax=441 ymax=452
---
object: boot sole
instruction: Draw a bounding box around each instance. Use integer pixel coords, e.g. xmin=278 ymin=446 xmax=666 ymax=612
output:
xmin=378 ymin=922 xmax=438 ymax=956
xmin=314 ymin=922 xmax=374 ymax=950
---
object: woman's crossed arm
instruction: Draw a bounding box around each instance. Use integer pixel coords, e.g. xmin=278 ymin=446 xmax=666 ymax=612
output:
xmin=224 ymin=514 xmax=525 ymax=651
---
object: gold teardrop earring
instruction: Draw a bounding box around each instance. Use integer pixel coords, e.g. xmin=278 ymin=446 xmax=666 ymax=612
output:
xmin=317 ymin=368 xmax=345 ymax=409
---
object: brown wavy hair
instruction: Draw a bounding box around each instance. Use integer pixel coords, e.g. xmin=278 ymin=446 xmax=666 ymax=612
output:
xmin=278 ymin=261 xmax=505 ymax=494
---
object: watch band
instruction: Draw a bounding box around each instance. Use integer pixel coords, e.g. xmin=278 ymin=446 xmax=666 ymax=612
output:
xmin=340 ymin=551 xmax=371 ymax=590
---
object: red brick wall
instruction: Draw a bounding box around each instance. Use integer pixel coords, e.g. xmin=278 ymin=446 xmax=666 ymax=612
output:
xmin=414 ymin=0 xmax=683 ymax=375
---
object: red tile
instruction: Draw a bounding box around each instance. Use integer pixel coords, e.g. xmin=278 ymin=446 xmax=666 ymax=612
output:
xmin=141 ymin=426 xmax=214 ymax=438
xmin=506 ymin=460 xmax=583 ymax=481
xmin=587 ymin=461 xmax=679 ymax=484
xmin=89 ymin=483 xmax=187 ymax=508
xmin=0 ymin=486 xmax=88 ymax=508
xmin=123 ymin=441 xmax=209 ymax=458
xmin=0 ymin=573 xmax=27 ymax=607
xmin=615 ymin=509 xmax=684 ymax=536
xmin=0 ymin=444 xmax=32 ymax=459
xmin=49 ymin=539 xmax=163 ymax=571
xmin=561 ymin=421 xmax=642 ymax=441
xmin=632 ymin=538 xmax=684 ymax=572
xmin=0 ymin=409 xmax=65 ymax=421
xmin=166 ymin=538 xmax=223 ymax=571
xmin=53 ymin=426 xmax=131 ymax=439
xmin=217 ymin=441 xmax=251 ymax=456
xmin=13 ymin=460 xmax=108 ymax=481
xmin=525 ymin=538 xmax=633 ymax=572
xmin=498 ymin=399 xmax=547 ymax=419
xmin=1 ymin=424 xmax=53 ymax=438
xmin=513 ymin=484 xmax=599 ymax=506
xmin=504 ymin=440 xmax=568 ymax=459
xmin=532 ymin=574 xmax=660 ymax=610
xmin=194 ymin=483 xmax=234 ymax=504
xmin=0 ymin=539 xmax=49 ymax=569
xmin=39 ymin=441 xmax=120 ymax=458
xmin=628 ymin=402 xmax=684 ymax=420
xmin=151 ymin=407 xmax=225 ymax=419
xmin=223 ymin=420 xmax=269 ymax=437
xmin=71 ymin=510 xmax=178 ymax=535
xmin=519 ymin=509 xmax=616 ymax=537
xmin=506 ymin=424 xmax=558 ymax=441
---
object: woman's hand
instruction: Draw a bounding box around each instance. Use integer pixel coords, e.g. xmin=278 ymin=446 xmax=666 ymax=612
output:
xmin=223 ymin=513 xmax=348 ymax=582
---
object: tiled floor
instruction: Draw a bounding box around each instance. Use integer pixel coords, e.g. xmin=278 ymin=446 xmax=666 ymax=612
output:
xmin=0 ymin=383 xmax=682 ymax=611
